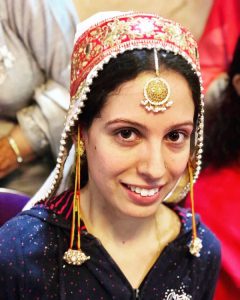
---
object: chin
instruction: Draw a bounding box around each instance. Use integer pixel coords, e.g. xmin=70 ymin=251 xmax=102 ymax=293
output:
xmin=119 ymin=203 xmax=161 ymax=219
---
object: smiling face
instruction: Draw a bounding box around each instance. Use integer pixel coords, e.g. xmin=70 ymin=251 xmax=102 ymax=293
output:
xmin=81 ymin=70 xmax=195 ymax=219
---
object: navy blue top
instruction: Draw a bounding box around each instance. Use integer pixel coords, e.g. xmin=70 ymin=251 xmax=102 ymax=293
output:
xmin=0 ymin=191 xmax=221 ymax=299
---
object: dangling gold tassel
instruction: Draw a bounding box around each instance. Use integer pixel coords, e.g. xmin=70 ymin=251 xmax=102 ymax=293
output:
xmin=63 ymin=126 xmax=90 ymax=265
xmin=188 ymin=161 xmax=202 ymax=257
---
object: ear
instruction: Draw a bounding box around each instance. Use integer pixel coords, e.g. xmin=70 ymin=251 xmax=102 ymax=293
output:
xmin=72 ymin=127 xmax=86 ymax=145
xmin=80 ymin=128 xmax=88 ymax=144
xmin=72 ymin=133 xmax=77 ymax=144
xmin=232 ymin=74 xmax=240 ymax=96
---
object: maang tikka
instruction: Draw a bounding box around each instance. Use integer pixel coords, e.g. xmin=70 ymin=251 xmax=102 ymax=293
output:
xmin=141 ymin=48 xmax=173 ymax=113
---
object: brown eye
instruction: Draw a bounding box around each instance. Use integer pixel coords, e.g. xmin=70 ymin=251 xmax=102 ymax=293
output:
xmin=119 ymin=129 xmax=134 ymax=139
xmin=166 ymin=130 xmax=187 ymax=144
xmin=168 ymin=131 xmax=181 ymax=141
xmin=115 ymin=128 xmax=140 ymax=144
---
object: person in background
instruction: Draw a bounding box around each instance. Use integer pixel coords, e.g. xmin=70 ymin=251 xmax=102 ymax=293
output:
xmin=186 ymin=37 xmax=240 ymax=300
xmin=198 ymin=0 xmax=240 ymax=104
xmin=0 ymin=12 xmax=220 ymax=299
xmin=0 ymin=0 xmax=78 ymax=195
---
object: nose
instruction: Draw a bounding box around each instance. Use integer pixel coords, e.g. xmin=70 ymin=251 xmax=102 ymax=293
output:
xmin=137 ymin=143 xmax=166 ymax=181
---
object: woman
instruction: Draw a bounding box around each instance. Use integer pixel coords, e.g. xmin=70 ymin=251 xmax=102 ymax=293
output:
xmin=186 ymin=38 xmax=240 ymax=300
xmin=0 ymin=0 xmax=78 ymax=195
xmin=0 ymin=12 xmax=220 ymax=299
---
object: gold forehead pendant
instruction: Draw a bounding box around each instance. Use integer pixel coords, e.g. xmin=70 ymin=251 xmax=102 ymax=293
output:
xmin=141 ymin=49 xmax=173 ymax=112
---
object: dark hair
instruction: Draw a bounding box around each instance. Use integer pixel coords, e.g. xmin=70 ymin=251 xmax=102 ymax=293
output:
xmin=79 ymin=49 xmax=200 ymax=128
xmin=78 ymin=49 xmax=201 ymax=185
xmin=203 ymin=38 xmax=240 ymax=168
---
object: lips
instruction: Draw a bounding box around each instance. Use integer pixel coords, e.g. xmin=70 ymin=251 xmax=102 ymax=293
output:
xmin=128 ymin=185 xmax=159 ymax=197
xmin=122 ymin=183 xmax=162 ymax=205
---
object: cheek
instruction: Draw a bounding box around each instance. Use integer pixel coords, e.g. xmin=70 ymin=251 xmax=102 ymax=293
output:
xmin=166 ymin=149 xmax=190 ymax=177
xmin=86 ymin=143 xmax=124 ymax=179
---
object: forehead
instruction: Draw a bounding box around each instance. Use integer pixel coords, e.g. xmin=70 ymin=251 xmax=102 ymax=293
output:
xmin=100 ymin=71 xmax=194 ymax=124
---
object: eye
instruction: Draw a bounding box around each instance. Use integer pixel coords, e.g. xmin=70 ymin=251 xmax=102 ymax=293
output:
xmin=115 ymin=128 xmax=140 ymax=144
xmin=119 ymin=129 xmax=134 ymax=139
xmin=166 ymin=130 xmax=186 ymax=143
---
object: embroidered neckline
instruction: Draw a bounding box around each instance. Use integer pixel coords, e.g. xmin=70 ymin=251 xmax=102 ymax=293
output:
xmin=37 ymin=189 xmax=194 ymax=232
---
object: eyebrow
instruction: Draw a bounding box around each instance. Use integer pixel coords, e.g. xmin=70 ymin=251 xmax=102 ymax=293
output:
xmin=169 ymin=121 xmax=194 ymax=129
xmin=105 ymin=118 xmax=194 ymax=130
xmin=105 ymin=119 xmax=146 ymax=129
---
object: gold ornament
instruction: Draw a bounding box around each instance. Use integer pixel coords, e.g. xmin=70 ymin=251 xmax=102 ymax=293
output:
xmin=63 ymin=248 xmax=90 ymax=265
xmin=189 ymin=237 xmax=203 ymax=257
xmin=77 ymin=140 xmax=85 ymax=157
xmin=142 ymin=77 xmax=173 ymax=112
xmin=63 ymin=127 xmax=90 ymax=265
xmin=188 ymin=162 xmax=202 ymax=257
xmin=141 ymin=48 xmax=173 ymax=113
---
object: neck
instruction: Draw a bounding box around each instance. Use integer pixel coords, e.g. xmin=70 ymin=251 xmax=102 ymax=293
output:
xmin=80 ymin=185 xmax=180 ymax=289
xmin=80 ymin=185 xmax=160 ymax=244
xmin=80 ymin=184 xmax=180 ymax=247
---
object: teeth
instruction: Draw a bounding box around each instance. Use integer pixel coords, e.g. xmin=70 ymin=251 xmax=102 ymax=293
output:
xmin=129 ymin=186 xmax=159 ymax=197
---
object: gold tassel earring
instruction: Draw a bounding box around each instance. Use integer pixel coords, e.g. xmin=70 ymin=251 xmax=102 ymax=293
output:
xmin=188 ymin=161 xmax=202 ymax=257
xmin=63 ymin=126 xmax=90 ymax=265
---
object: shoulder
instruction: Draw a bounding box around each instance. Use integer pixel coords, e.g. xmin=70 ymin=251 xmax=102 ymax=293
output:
xmin=26 ymin=0 xmax=78 ymax=26
xmin=197 ymin=219 xmax=221 ymax=260
xmin=0 ymin=207 xmax=68 ymax=296
xmin=0 ymin=210 xmax=46 ymax=287
xmin=176 ymin=206 xmax=221 ymax=261
xmin=5 ymin=0 xmax=78 ymax=16
xmin=5 ymin=0 xmax=78 ymax=35
xmin=0 ymin=208 xmax=49 ymax=250
xmin=0 ymin=206 xmax=68 ymax=269
xmin=0 ymin=207 xmax=64 ymax=258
